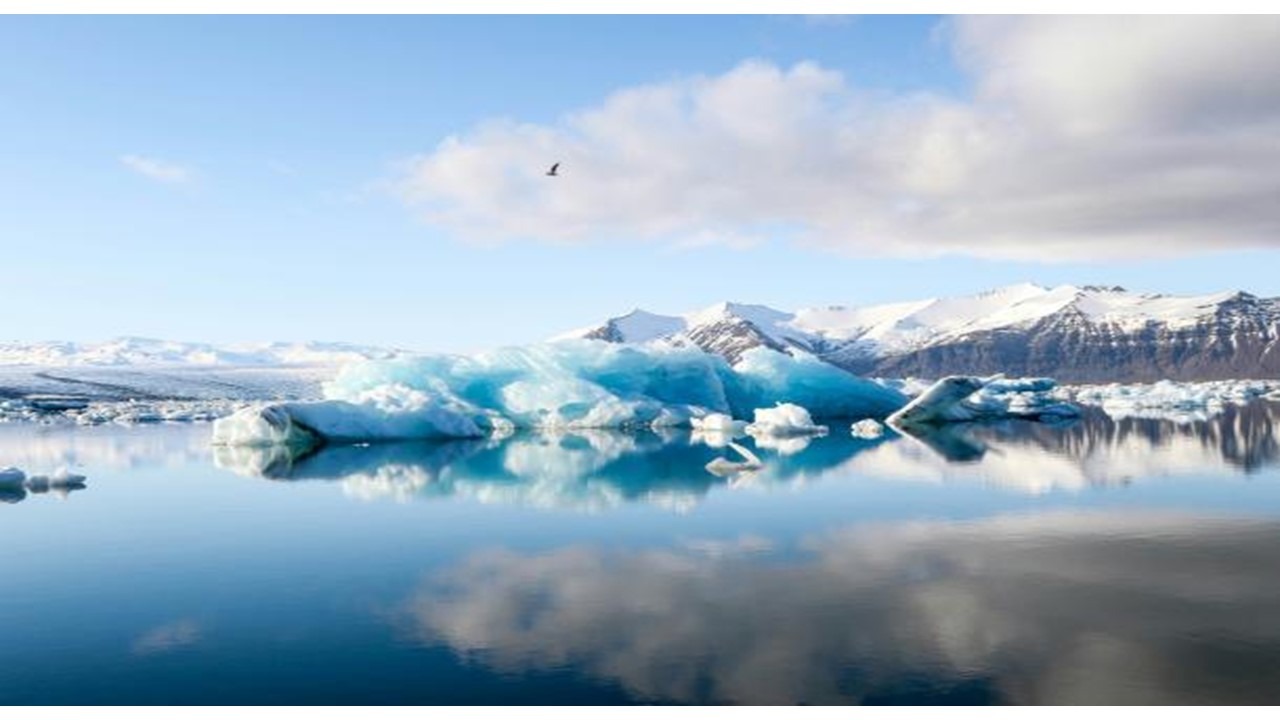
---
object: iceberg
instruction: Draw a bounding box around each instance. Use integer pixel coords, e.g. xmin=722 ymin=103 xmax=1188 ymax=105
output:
xmin=213 ymin=341 xmax=907 ymax=446
xmin=888 ymin=375 xmax=1079 ymax=428
xmin=744 ymin=403 xmax=829 ymax=437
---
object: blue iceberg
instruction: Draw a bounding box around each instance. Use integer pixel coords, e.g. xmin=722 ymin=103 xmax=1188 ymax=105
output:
xmin=213 ymin=340 xmax=908 ymax=446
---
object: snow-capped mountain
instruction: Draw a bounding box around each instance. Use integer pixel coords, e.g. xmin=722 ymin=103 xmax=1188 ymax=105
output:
xmin=557 ymin=284 xmax=1280 ymax=382
xmin=0 ymin=337 xmax=403 ymax=367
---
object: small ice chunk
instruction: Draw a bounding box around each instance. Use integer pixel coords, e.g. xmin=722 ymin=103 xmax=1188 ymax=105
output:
xmin=0 ymin=466 xmax=27 ymax=487
xmin=887 ymin=377 xmax=986 ymax=427
xmin=213 ymin=404 xmax=325 ymax=448
xmin=691 ymin=412 xmax=748 ymax=448
xmin=888 ymin=375 xmax=1078 ymax=427
xmin=691 ymin=413 xmax=746 ymax=434
xmin=850 ymin=418 xmax=885 ymax=439
xmin=744 ymin=403 xmax=828 ymax=437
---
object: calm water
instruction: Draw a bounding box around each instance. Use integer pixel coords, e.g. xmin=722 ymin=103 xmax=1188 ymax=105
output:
xmin=4 ymin=404 xmax=1280 ymax=705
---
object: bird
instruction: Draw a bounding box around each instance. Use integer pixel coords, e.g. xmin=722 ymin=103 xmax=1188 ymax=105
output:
xmin=546 ymin=162 xmax=560 ymax=177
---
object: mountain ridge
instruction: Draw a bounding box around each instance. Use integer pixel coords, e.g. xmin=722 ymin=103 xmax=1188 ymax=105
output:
xmin=0 ymin=337 xmax=404 ymax=368
xmin=557 ymin=284 xmax=1280 ymax=382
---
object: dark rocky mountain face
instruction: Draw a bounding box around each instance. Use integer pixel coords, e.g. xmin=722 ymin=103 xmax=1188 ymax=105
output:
xmin=868 ymin=295 xmax=1280 ymax=382
xmin=682 ymin=317 xmax=791 ymax=365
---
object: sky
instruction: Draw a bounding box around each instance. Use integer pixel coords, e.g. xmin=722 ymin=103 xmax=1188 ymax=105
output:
xmin=3 ymin=14 xmax=1280 ymax=352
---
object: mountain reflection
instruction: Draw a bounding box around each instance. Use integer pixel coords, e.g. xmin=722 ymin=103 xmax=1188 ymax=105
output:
xmin=211 ymin=400 xmax=1280 ymax=506
xmin=398 ymin=512 xmax=1280 ymax=704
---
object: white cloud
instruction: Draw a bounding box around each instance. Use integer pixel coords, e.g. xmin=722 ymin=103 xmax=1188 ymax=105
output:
xmin=120 ymin=154 xmax=193 ymax=184
xmin=396 ymin=16 xmax=1280 ymax=261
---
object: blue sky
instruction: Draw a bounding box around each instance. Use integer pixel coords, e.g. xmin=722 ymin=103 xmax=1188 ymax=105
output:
xmin=3 ymin=15 xmax=1280 ymax=351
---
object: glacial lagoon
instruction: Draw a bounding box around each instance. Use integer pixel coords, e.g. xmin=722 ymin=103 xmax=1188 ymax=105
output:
xmin=4 ymin=405 xmax=1280 ymax=704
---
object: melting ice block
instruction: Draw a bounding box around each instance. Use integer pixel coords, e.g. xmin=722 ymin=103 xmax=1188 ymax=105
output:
xmin=850 ymin=418 xmax=886 ymax=439
xmin=212 ymin=341 xmax=908 ymax=446
xmin=745 ymin=403 xmax=829 ymax=437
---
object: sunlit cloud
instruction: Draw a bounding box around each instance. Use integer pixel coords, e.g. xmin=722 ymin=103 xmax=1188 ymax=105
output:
xmin=398 ymin=16 xmax=1280 ymax=261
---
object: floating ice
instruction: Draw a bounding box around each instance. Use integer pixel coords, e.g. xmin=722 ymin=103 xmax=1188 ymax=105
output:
xmin=1061 ymin=379 xmax=1280 ymax=421
xmin=691 ymin=413 xmax=746 ymax=434
xmin=850 ymin=418 xmax=886 ymax=439
xmin=745 ymin=403 xmax=829 ymax=438
xmin=889 ymin=376 xmax=1079 ymax=428
xmin=888 ymin=377 xmax=988 ymax=427
xmin=964 ymin=377 xmax=1080 ymax=421
xmin=213 ymin=341 xmax=907 ymax=446
xmin=690 ymin=412 xmax=748 ymax=449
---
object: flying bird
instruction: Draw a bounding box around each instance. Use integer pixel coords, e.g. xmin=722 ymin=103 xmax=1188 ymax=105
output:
xmin=546 ymin=162 xmax=560 ymax=177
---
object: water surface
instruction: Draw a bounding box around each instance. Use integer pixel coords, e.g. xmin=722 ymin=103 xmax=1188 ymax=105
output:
xmin=3 ymin=404 xmax=1280 ymax=704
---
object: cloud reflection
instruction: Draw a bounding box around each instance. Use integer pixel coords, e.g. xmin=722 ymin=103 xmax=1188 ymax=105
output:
xmin=399 ymin=512 xmax=1280 ymax=704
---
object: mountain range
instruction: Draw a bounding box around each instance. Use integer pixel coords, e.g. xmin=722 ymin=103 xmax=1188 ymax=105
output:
xmin=556 ymin=283 xmax=1280 ymax=382
xmin=6 ymin=284 xmax=1279 ymax=383
xmin=0 ymin=337 xmax=401 ymax=367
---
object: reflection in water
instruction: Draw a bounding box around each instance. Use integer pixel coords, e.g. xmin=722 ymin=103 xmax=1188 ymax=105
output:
xmin=867 ymin=402 xmax=1280 ymax=494
xmin=0 ymin=422 xmax=209 ymax=470
xmin=1011 ymin=403 xmax=1280 ymax=473
xmin=400 ymin=512 xmax=1280 ymax=704
xmin=4 ymin=405 xmax=1280 ymax=704
xmin=0 ymin=468 xmax=87 ymax=504
xmin=217 ymin=432 xmax=737 ymax=511
xmin=213 ymin=428 xmax=898 ymax=510
xmin=211 ymin=401 xmax=1280 ymax=506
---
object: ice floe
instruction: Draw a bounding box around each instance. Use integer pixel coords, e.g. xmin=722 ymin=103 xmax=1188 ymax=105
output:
xmin=744 ymin=403 xmax=829 ymax=438
xmin=850 ymin=418 xmax=886 ymax=439
xmin=887 ymin=375 xmax=1079 ymax=428
xmin=1059 ymin=379 xmax=1280 ymax=422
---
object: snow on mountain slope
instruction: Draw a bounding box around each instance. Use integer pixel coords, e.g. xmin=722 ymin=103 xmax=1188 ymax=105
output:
xmin=557 ymin=284 xmax=1280 ymax=382
xmin=0 ymin=337 xmax=403 ymax=367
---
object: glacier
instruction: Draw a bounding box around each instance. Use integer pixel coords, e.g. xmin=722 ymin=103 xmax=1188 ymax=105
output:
xmin=213 ymin=341 xmax=909 ymax=446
